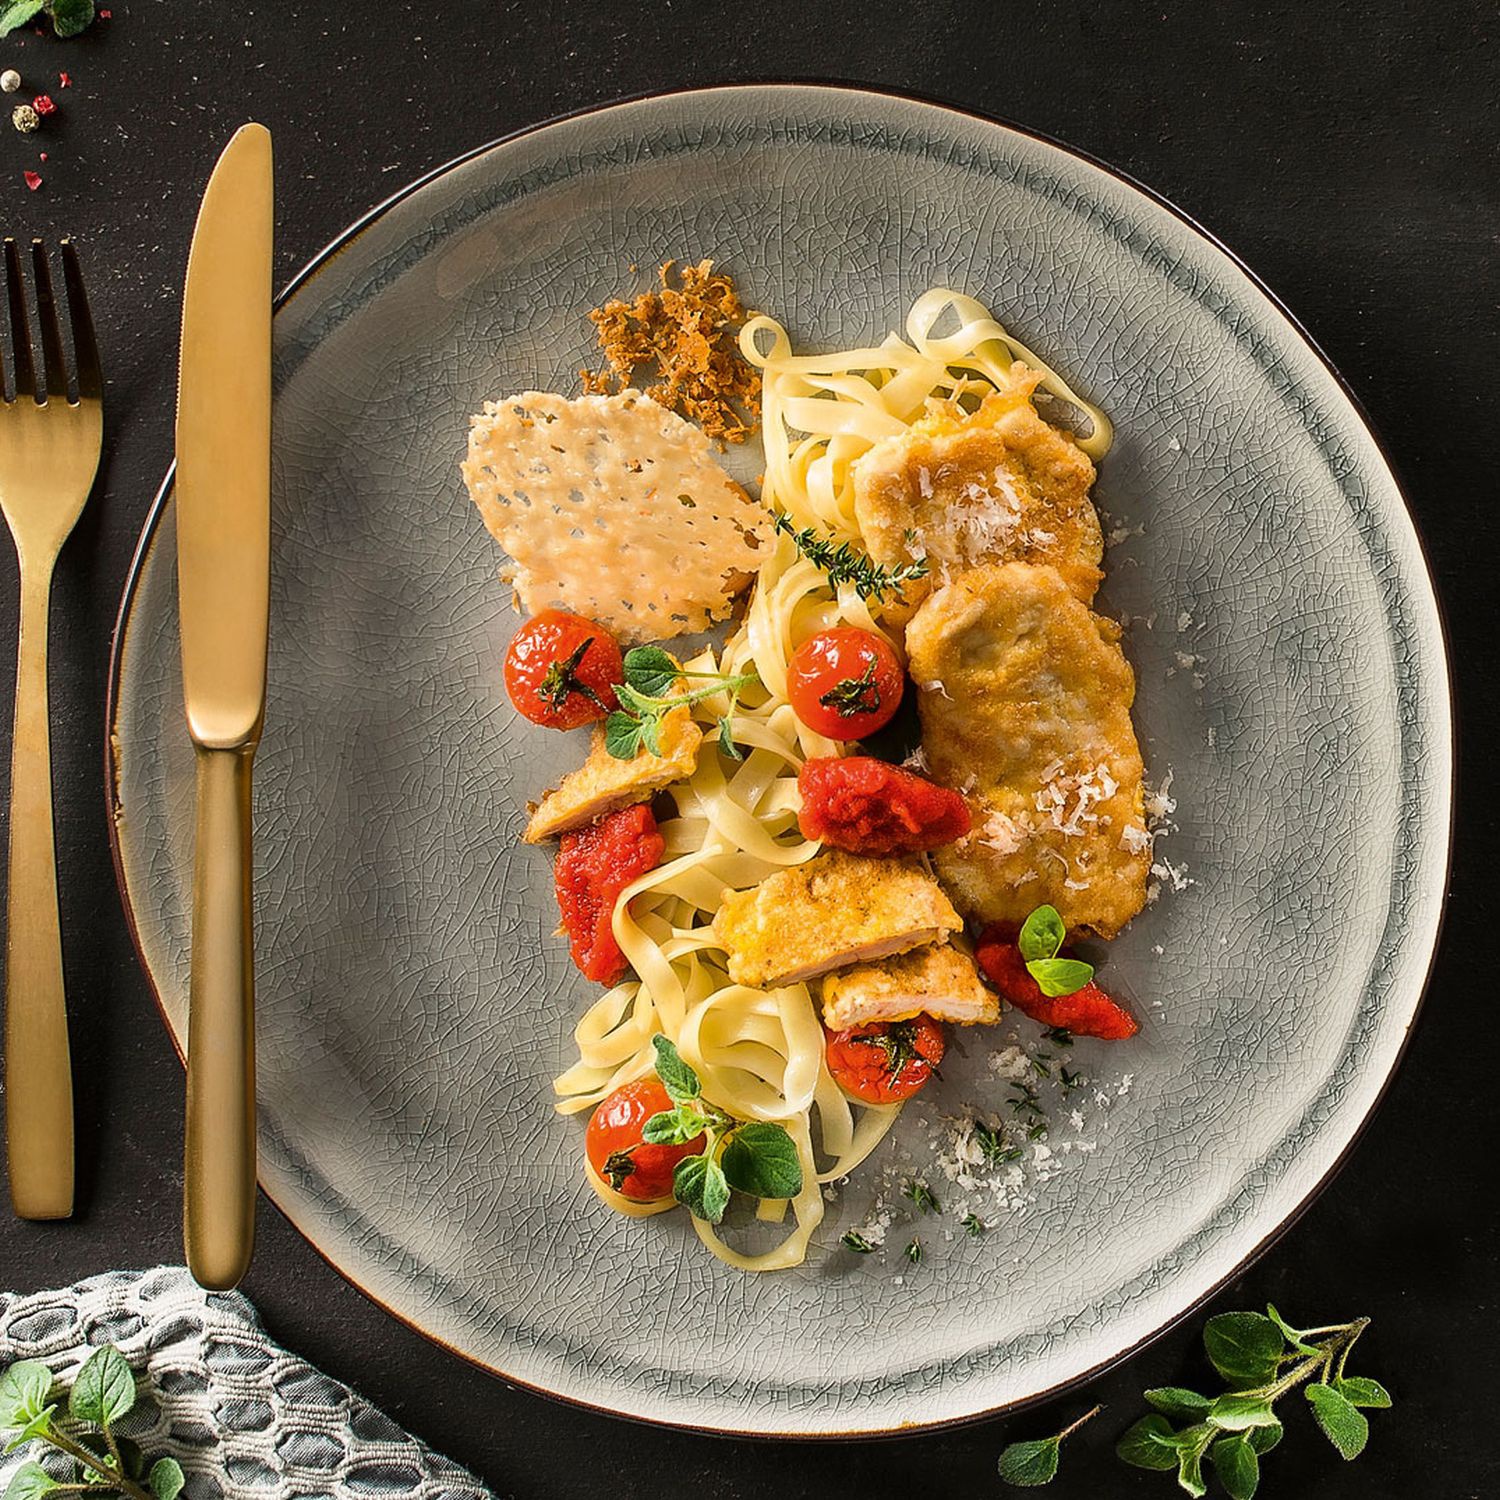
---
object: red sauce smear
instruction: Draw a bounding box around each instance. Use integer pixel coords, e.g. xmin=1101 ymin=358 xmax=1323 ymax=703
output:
xmin=797 ymin=756 xmax=971 ymax=855
xmin=554 ymin=804 xmax=664 ymax=984
xmin=975 ymin=927 xmax=1138 ymax=1040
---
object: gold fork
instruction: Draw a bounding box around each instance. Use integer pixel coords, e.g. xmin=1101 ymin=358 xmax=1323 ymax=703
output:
xmin=0 ymin=239 xmax=102 ymax=1219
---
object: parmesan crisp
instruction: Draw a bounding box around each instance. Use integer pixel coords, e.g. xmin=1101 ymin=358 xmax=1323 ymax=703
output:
xmin=461 ymin=389 xmax=769 ymax=644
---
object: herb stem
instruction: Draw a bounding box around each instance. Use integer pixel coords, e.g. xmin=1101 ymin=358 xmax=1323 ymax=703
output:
xmin=1056 ymin=1403 xmax=1103 ymax=1441
xmin=46 ymin=1428 xmax=153 ymax=1500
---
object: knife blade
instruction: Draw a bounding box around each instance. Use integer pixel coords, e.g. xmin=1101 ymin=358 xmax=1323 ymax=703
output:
xmin=175 ymin=122 xmax=273 ymax=1291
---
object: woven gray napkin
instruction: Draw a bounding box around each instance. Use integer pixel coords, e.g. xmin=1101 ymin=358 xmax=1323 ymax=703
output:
xmin=0 ymin=1267 xmax=491 ymax=1500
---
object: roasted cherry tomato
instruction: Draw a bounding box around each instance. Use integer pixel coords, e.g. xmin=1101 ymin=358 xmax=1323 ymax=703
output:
xmin=504 ymin=610 xmax=623 ymax=729
xmin=787 ymin=627 xmax=904 ymax=740
xmin=975 ymin=927 xmax=1138 ymax=1040
xmin=554 ymin=805 xmax=664 ymax=984
xmin=824 ymin=1014 xmax=946 ymax=1104
xmin=798 ymin=756 xmax=971 ymax=854
xmin=586 ymin=1078 xmax=705 ymax=1202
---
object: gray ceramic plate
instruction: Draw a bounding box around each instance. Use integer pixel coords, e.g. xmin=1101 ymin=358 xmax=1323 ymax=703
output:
xmin=108 ymin=85 xmax=1451 ymax=1435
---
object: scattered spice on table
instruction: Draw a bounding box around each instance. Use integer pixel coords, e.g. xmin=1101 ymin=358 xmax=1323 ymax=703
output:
xmin=23 ymin=167 xmax=40 ymax=189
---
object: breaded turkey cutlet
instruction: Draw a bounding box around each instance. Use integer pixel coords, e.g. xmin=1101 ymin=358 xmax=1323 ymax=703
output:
xmin=852 ymin=363 xmax=1103 ymax=606
xmin=711 ymin=850 xmax=962 ymax=988
xmin=905 ymin=561 xmax=1151 ymax=939
xmin=821 ymin=943 xmax=999 ymax=1030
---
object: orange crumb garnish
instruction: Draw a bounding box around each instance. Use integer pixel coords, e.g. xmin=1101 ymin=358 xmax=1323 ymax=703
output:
xmin=581 ymin=259 xmax=761 ymax=444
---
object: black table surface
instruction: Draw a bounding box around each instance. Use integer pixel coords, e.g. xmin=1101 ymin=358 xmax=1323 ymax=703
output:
xmin=0 ymin=3 xmax=1494 ymax=1497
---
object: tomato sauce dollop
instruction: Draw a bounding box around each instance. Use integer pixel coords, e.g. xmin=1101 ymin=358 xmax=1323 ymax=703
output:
xmin=797 ymin=756 xmax=972 ymax=855
xmin=975 ymin=928 xmax=1139 ymax=1040
xmin=553 ymin=804 xmax=664 ymax=984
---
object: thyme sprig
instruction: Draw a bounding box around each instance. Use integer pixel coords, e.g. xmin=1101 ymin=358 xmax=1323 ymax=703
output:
xmin=772 ymin=512 xmax=929 ymax=602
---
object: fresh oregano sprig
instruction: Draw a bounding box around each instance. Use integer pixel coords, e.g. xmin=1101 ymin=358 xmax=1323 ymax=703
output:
xmin=772 ymin=512 xmax=929 ymax=603
xmin=998 ymin=1405 xmax=1102 ymax=1487
xmin=0 ymin=1346 xmax=184 ymax=1500
xmin=643 ymin=1035 xmax=802 ymax=1223
xmin=604 ymin=647 xmax=758 ymax=762
xmin=0 ymin=0 xmax=95 ymax=39
xmin=1018 ymin=904 xmax=1095 ymax=998
xmin=1116 ymin=1306 xmax=1391 ymax=1497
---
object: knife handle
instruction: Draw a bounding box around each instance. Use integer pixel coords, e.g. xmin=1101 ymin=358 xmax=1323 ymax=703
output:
xmin=5 ymin=565 xmax=74 ymax=1219
xmin=184 ymin=743 xmax=257 ymax=1289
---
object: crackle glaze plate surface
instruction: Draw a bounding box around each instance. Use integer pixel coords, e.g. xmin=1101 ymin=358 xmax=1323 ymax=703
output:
xmin=108 ymin=85 xmax=1451 ymax=1435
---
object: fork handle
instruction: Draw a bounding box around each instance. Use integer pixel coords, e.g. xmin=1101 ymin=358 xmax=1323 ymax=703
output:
xmin=183 ymin=744 xmax=257 ymax=1289
xmin=4 ymin=564 xmax=74 ymax=1219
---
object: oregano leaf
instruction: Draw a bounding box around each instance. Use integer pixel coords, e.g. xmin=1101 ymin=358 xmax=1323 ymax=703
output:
xmin=0 ymin=1 xmax=46 ymax=39
xmin=622 ymin=647 xmax=680 ymax=698
xmin=1115 ymin=1415 xmax=1179 ymax=1471
xmin=1144 ymin=1387 xmax=1213 ymax=1420
xmin=1208 ymin=1392 xmax=1279 ymax=1431
xmin=3 ymin=1462 xmax=57 ymax=1500
xmin=48 ymin=0 xmax=94 ymax=36
xmin=1176 ymin=1441 xmax=1209 ymax=1499
xmin=720 ymin=1122 xmax=803 ymax=1199
xmin=651 ymin=1035 xmax=700 ymax=1102
xmin=717 ymin=714 xmax=742 ymax=761
xmin=1266 ymin=1303 xmax=1320 ymax=1356
xmin=69 ymin=1344 xmax=136 ymax=1427
xmin=1017 ymin=904 xmax=1066 ymax=963
xmin=673 ymin=1152 xmax=729 ymax=1223
xmin=1305 ymin=1382 xmax=1369 ymax=1459
xmin=603 ymin=711 xmax=645 ymax=760
xmin=1333 ymin=1376 xmax=1392 ymax=1409
xmin=148 ymin=1457 xmax=185 ymax=1500
xmin=641 ymin=1108 xmax=703 ymax=1146
xmin=3 ymin=1407 xmax=56 ymax=1453
xmin=1025 ymin=957 xmax=1095 ymax=998
xmin=0 ymin=1363 xmax=53 ymax=1428
xmin=1247 ymin=1420 xmax=1283 ymax=1454
xmin=996 ymin=1436 xmax=1059 ymax=1487
xmin=1203 ymin=1311 xmax=1285 ymax=1387
xmin=1209 ymin=1435 xmax=1260 ymax=1500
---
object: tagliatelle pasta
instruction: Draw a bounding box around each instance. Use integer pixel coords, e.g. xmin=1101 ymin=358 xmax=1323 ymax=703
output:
xmin=545 ymin=289 xmax=1113 ymax=1271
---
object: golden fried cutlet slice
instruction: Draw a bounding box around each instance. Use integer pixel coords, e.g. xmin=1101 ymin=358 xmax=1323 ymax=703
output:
xmin=523 ymin=704 xmax=701 ymax=842
xmin=821 ymin=943 xmax=999 ymax=1030
xmin=906 ymin=562 xmax=1150 ymax=938
xmin=711 ymin=851 xmax=962 ymax=987
xmin=852 ymin=363 xmax=1102 ymax=603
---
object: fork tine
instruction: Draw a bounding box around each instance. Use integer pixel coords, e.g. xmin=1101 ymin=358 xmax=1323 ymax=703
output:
xmin=4 ymin=238 xmax=35 ymax=402
xmin=31 ymin=240 xmax=68 ymax=401
xmin=60 ymin=240 xmax=101 ymax=402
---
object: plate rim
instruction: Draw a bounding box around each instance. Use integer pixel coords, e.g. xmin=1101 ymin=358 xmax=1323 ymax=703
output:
xmin=104 ymin=79 xmax=1455 ymax=1440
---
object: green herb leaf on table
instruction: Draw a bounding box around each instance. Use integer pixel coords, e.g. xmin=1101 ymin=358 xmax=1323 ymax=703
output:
xmin=1144 ymin=1387 xmax=1213 ymax=1420
xmin=47 ymin=0 xmax=94 ymax=36
xmin=719 ymin=1121 xmax=802 ymax=1199
xmin=961 ymin=1212 xmax=986 ymax=1236
xmin=1116 ymin=1415 xmax=1180 ymax=1471
xmin=1305 ymin=1383 xmax=1369 ymax=1459
xmin=1203 ymin=1311 xmax=1285 ymax=1387
xmin=998 ymin=1405 xmax=1101 ymax=1488
xmin=4 ymin=1406 xmax=57 ymax=1453
xmin=651 ymin=1034 xmax=700 ymax=1102
xmin=147 ymin=1458 xmax=185 ymax=1500
xmin=1018 ymin=904 xmax=1066 ymax=962
xmin=902 ymin=1179 xmax=938 ymax=1214
xmin=69 ymin=1345 xmax=136 ymax=1428
xmin=1025 ymin=957 xmax=1095 ymax=998
xmin=1209 ymin=1435 xmax=1260 ymax=1500
xmin=4 ymin=1461 xmax=58 ymax=1500
xmin=903 ymin=1237 xmax=921 ymax=1266
xmin=0 ymin=1363 xmax=52 ymax=1429
xmin=0 ymin=1 xmax=46 ymax=39
xmin=673 ymin=1152 xmax=731 ymax=1224
xmin=840 ymin=1230 xmax=875 ymax=1253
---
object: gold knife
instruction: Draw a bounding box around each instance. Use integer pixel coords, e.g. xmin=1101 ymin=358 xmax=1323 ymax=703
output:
xmin=175 ymin=123 xmax=273 ymax=1291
